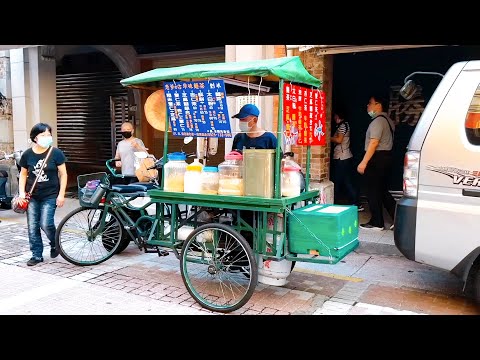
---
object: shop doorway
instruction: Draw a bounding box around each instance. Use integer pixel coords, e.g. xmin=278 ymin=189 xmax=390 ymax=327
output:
xmin=331 ymin=45 xmax=480 ymax=199
xmin=56 ymin=49 xmax=130 ymax=189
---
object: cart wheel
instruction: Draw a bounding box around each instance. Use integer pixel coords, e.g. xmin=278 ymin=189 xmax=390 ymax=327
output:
xmin=55 ymin=206 xmax=123 ymax=266
xmin=180 ymin=223 xmax=257 ymax=313
xmin=113 ymin=207 xmax=144 ymax=254
xmin=101 ymin=207 xmax=131 ymax=254
xmin=111 ymin=234 xmax=131 ymax=254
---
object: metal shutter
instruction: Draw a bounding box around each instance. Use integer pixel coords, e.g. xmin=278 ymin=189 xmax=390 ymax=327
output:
xmin=56 ymin=71 xmax=127 ymax=171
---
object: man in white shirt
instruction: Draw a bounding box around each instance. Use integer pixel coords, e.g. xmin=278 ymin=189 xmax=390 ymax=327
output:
xmin=114 ymin=122 xmax=147 ymax=184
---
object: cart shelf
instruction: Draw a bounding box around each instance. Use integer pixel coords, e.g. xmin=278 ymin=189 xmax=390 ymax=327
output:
xmin=147 ymin=189 xmax=320 ymax=213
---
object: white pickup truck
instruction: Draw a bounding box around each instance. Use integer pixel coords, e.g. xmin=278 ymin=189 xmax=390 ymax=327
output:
xmin=394 ymin=60 xmax=480 ymax=303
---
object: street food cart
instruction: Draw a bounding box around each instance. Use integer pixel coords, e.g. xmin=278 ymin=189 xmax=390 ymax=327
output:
xmin=72 ymin=56 xmax=360 ymax=313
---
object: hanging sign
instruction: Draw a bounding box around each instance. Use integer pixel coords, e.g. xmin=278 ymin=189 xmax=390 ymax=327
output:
xmin=163 ymin=79 xmax=232 ymax=138
xmin=283 ymin=83 xmax=326 ymax=146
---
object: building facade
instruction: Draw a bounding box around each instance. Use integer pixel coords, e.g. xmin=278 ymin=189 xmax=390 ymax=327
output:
xmin=3 ymin=44 xmax=461 ymax=201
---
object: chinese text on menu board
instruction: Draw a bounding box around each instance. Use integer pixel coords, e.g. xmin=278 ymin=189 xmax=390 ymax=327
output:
xmin=163 ymin=80 xmax=232 ymax=138
xmin=283 ymin=83 xmax=326 ymax=146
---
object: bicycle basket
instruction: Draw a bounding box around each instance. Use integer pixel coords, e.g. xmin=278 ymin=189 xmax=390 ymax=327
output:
xmin=77 ymin=172 xmax=109 ymax=207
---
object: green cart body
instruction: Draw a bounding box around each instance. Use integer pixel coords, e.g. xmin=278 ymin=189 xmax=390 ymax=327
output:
xmin=105 ymin=56 xmax=361 ymax=311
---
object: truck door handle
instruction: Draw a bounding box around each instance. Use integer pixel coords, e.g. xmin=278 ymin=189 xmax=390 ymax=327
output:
xmin=462 ymin=189 xmax=480 ymax=197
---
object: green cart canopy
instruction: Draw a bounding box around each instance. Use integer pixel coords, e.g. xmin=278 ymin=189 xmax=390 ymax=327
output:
xmin=120 ymin=56 xmax=321 ymax=92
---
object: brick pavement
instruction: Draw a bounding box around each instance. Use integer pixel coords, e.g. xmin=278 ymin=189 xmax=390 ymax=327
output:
xmin=0 ymin=199 xmax=479 ymax=315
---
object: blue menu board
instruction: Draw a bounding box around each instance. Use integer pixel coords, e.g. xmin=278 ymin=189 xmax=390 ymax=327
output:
xmin=163 ymin=79 xmax=232 ymax=138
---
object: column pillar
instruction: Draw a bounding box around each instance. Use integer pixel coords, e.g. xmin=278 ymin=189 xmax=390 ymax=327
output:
xmin=11 ymin=46 xmax=57 ymax=151
xmin=0 ymin=51 xmax=13 ymax=153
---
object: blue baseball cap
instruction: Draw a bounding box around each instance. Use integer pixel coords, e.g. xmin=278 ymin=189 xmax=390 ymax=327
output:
xmin=232 ymin=104 xmax=260 ymax=119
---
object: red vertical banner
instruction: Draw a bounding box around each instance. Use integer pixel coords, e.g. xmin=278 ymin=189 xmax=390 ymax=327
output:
xmin=282 ymin=83 xmax=326 ymax=146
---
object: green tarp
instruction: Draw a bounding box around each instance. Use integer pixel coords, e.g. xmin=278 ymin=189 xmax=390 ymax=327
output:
xmin=120 ymin=56 xmax=321 ymax=88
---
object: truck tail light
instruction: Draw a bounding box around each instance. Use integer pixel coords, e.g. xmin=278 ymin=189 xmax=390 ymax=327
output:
xmin=403 ymin=150 xmax=420 ymax=198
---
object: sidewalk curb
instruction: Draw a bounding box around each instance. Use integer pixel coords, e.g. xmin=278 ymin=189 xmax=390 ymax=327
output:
xmin=356 ymin=241 xmax=403 ymax=257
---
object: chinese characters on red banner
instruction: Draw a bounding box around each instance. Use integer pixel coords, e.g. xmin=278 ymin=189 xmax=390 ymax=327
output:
xmin=283 ymin=83 xmax=326 ymax=146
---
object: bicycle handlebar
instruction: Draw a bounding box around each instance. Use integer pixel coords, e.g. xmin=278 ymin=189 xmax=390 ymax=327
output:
xmin=145 ymin=152 xmax=197 ymax=171
xmin=105 ymin=158 xmax=124 ymax=178
xmin=107 ymin=151 xmax=198 ymax=175
xmin=0 ymin=153 xmax=17 ymax=161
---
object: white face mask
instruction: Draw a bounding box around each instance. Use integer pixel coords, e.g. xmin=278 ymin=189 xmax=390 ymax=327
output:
xmin=37 ymin=135 xmax=53 ymax=148
xmin=368 ymin=110 xmax=377 ymax=118
xmin=239 ymin=120 xmax=252 ymax=132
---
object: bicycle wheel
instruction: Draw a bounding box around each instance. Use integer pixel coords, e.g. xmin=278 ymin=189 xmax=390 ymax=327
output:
xmin=55 ymin=206 xmax=123 ymax=266
xmin=180 ymin=223 xmax=257 ymax=313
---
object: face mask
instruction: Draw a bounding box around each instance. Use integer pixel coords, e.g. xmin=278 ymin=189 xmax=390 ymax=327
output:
xmin=368 ymin=110 xmax=376 ymax=118
xmin=37 ymin=136 xmax=53 ymax=148
xmin=239 ymin=121 xmax=252 ymax=132
xmin=121 ymin=131 xmax=133 ymax=139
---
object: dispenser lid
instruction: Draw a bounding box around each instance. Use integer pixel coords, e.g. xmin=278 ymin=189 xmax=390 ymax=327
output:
xmin=283 ymin=165 xmax=301 ymax=172
xmin=167 ymin=152 xmax=187 ymax=161
xmin=203 ymin=166 xmax=218 ymax=172
xmin=186 ymin=163 xmax=202 ymax=171
xmin=225 ymin=151 xmax=243 ymax=160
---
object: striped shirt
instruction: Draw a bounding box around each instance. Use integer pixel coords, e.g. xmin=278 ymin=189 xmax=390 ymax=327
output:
xmin=333 ymin=122 xmax=353 ymax=160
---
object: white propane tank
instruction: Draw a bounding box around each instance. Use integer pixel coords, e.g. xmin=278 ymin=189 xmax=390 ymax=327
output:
xmin=257 ymin=213 xmax=293 ymax=286
xmin=257 ymin=257 xmax=293 ymax=286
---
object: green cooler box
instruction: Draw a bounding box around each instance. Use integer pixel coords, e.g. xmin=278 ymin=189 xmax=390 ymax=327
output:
xmin=287 ymin=204 xmax=359 ymax=259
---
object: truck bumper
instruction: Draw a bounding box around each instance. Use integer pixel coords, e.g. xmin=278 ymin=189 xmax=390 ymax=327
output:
xmin=394 ymin=196 xmax=417 ymax=261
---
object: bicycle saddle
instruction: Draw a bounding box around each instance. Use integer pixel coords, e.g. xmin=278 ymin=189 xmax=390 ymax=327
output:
xmin=129 ymin=182 xmax=157 ymax=190
xmin=111 ymin=184 xmax=151 ymax=193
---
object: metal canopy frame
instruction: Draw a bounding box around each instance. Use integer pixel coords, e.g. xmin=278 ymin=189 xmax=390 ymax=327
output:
xmin=121 ymin=56 xmax=323 ymax=199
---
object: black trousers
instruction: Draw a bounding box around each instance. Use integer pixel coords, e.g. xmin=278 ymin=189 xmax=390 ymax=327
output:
xmin=333 ymin=158 xmax=359 ymax=205
xmin=364 ymin=151 xmax=396 ymax=227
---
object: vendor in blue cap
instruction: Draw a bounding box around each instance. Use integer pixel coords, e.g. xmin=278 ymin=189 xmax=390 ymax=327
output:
xmin=232 ymin=103 xmax=278 ymax=151
xmin=231 ymin=104 xmax=278 ymax=250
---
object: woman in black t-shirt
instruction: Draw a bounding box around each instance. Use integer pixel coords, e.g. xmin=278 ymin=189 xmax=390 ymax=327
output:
xmin=18 ymin=123 xmax=67 ymax=266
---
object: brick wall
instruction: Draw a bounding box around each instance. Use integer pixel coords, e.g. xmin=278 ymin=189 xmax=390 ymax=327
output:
xmin=274 ymin=46 xmax=287 ymax=58
xmin=272 ymin=46 xmax=333 ymax=182
xmin=272 ymin=46 xmax=286 ymax=139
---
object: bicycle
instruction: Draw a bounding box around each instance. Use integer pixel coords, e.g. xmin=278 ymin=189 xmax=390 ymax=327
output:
xmin=55 ymin=155 xmax=259 ymax=312
xmin=55 ymin=163 xmax=155 ymax=264
xmin=56 ymin=148 xmax=196 ymax=258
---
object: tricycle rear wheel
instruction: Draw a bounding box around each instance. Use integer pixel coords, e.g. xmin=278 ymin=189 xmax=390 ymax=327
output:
xmin=180 ymin=223 xmax=257 ymax=313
